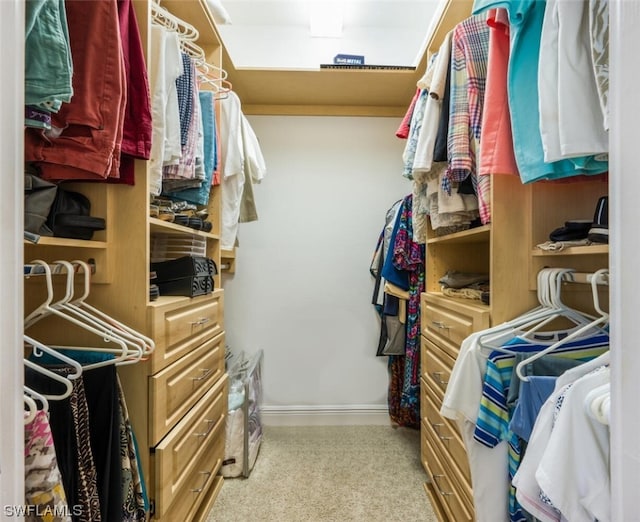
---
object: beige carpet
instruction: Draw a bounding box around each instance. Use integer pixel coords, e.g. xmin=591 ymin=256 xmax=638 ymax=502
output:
xmin=207 ymin=424 xmax=437 ymax=522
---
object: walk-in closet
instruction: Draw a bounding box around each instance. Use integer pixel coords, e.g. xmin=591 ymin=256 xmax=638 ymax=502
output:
xmin=2 ymin=0 xmax=640 ymax=521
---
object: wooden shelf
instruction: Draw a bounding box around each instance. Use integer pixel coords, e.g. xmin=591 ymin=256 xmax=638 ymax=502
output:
xmin=148 ymin=291 xmax=223 ymax=309
xmin=424 ymin=291 xmax=490 ymax=313
xmin=427 ymin=225 xmax=491 ymax=245
xmin=149 ymin=218 xmax=220 ymax=240
xmin=24 ymin=236 xmax=108 ymax=249
xmin=531 ymin=244 xmax=609 ymax=256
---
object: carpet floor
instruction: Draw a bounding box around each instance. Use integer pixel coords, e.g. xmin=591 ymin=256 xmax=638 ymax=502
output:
xmin=207 ymin=424 xmax=437 ymax=522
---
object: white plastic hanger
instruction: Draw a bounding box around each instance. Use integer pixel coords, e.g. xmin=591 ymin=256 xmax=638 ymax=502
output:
xmin=24 ymin=358 xmax=73 ymax=400
xmin=478 ymin=268 xmax=604 ymax=355
xmin=24 ymin=385 xmax=49 ymax=414
xmin=25 ymin=334 xmax=83 ymax=380
xmin=23 ymin=393 xmax=38 ymax=425
xmin=24 ymin=260 xmax=138 ymax=369
xmin=584 ymin=382 xmax=611 ymax=425
xmin=68 ymin=260 xmax=154 ymax=357
xmin=515 ymin=269 xmax=610 ymax=382
xmin=478 ymin=269 xmax=583 ymax=353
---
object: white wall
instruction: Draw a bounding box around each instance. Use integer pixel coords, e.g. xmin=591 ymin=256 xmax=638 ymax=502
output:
xmin=218 ymin=25 xmax=429 ymax=68
xmin=222 ymin=115 xmax=410 ymax=424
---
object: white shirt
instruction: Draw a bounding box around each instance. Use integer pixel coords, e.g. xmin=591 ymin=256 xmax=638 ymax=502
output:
xmin=536 ymin=365 xmax=611 ymax=522
xmin=513 ymin=351 xmax=610 ymax=521
xmin=440 ymin=330 xmax=512 ymax=522
xmin=412 ymin=32 xmax=452 ymax=175
xmin=220 ymin=91 xmax=245 ymax=250
xmin=538 ymin=0 xmax=608 ymax=163
xmin=148 ymin=26 xmax=183 ymax=195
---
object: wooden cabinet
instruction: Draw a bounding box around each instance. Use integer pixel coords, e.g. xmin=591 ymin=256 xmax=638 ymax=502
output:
xmin=420 ymin=293 xmax=486 ymax=521
xmin=23 ymin=1 xmax=231 ymax=518
xmin=112 ymin=2 xmax=229 ymax=519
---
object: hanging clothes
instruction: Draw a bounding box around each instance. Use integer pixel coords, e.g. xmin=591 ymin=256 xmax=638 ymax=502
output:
xmin=443 ymin=13 xmax=491 ymax=224
xmin=512 ymin=354 xmax=611 ymax=522
xmin=473 ymin=334 xmax=609 ymax=522
xmin=25 ymin=410 xmax=72 ymax=522
xmin=148 ymin=24 xmax=183 ymax=196
xmin=25 ymin=0 xmax=127 ymax=182
xmin=25 ymin=366 xmax=102 ymax=522
xmin=166 ymin=90 xmax=217 ymax=205
xmin=385 ymin=194 xmax=425 ymax=428
xmin=117 ymin=0 xmax=153 ymax=186
xmin=117 ymin=376 xmax=147 ymax=521
xmin=471 ymin=0 xmax=608 ymax=184
xmin=478 ymin=9 xmax=519 ymax=177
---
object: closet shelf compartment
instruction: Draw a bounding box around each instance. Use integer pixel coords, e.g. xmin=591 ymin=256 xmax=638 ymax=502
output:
xmin=147 ymin=294 xmax=216 ymax=309
xmin=423 ymin=291 xmax=490 ymax=314
xmin=531 ymin=244 xmax=609 ymax=256
xmin=24 ymin=236 xmax=108 ymax=249
xmin=149 ymin=218 xmax=220 ymax=240
xmin=427 ymin=224 xmax=491 ymax=245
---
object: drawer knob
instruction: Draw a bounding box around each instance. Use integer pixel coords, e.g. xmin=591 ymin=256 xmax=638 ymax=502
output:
xmin=430 ymin=422 xmax=444 ymax=433
xmin=431 ymin=320 xmax=449 ymax=330
xmin=190 ymin=471 xmax=212 ymax=493
xmin=192 ymin=368 xmax=213 ymax=382
xmin=193 ymin=418 xmax=217 ymax=438
xmin=190 ymin=317 xmax=211 ymax=326
xmin=430 ymin=371 xmax=449 ymax=386
xmin=432 ymin=475 xmax=454 ymax=496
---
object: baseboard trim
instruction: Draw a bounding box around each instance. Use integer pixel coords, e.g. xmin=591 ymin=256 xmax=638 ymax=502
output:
xmin=260 ymin=404 xmax=391 ymax=426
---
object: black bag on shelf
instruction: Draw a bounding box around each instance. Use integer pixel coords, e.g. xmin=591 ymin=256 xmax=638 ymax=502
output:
xmin=24 ymin=168 xmax=57 ymax=236
xmin=150 ymin=256 xmax=218 ymax=297
xmin=151 ymin=256 xmax=218 ymax=282
xmin=46 ymin=187 xmax=106 ymax=240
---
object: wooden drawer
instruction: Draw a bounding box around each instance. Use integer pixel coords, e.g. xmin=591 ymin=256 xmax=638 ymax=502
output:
xmin=422 ymin=337 xmax=455 ymax=402
xmin=149 ymin=331 xmax=225 ymax=445
xmin=421 ymin=380 xmax=471 ymax=488
xmin=192 ymin=476 xmax=224 ymax=522
xmin=421 ymin=293 xmax=489 ymax=360
xmin=149 ymin=291 xmax=224 ymax=373
xmin=421 ymin=421 xmax=474 ymax=522
xmin=153 ymin=374 xmax=228 ymax=520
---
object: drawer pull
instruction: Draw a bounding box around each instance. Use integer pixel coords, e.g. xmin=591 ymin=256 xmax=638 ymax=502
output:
xmin=430 ymin=371 xmax=449 ymax=386
xmin=190 ymin=317 xmax=211 ymax=326
xmin=192 ymin=368 xmax=213 ymax=382
xmin=432 ymin=474 xmax=454 ymax=496
xmin=430 ymin=422 xmax=444 ymax=433
xmin=431 ymin=320 xmax=450 ymax=330
xmin=190 ymin=471 xmax=212 ymax=493
xmin=193 ymin=418 xmax=217 ymax=438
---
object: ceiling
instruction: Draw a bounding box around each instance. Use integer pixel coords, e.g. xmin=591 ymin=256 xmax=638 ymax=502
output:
xmin=215 ymin=0 xmax=441 ymax=69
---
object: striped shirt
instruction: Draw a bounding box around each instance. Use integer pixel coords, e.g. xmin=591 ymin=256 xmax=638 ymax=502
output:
xmin=474 ymin=333 xmax=610 ymax=522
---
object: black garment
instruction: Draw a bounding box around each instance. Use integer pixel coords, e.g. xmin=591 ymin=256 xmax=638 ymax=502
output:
xmin=82 ymin=365 xmax=123 ymax=522
xmin=25 ymin=366 xmax=102 ymax=522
